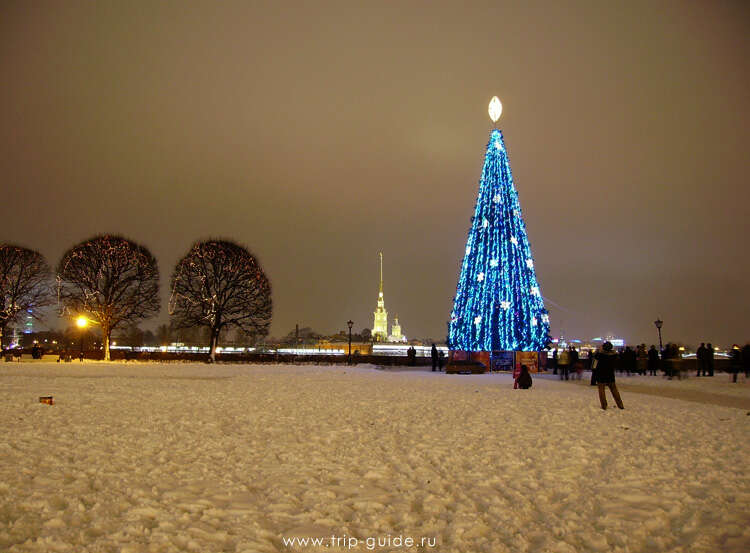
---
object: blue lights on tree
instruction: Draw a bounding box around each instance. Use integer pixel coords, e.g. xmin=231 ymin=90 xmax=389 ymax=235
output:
xmin=448 ymin=128 xmax=550 ymax=352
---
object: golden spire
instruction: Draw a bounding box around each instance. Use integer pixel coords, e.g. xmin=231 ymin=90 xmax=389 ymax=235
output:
xmin=379 ymin=252 xmax=383 ymax=296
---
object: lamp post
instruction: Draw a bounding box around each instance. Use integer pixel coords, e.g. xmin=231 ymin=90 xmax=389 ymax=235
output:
xmin=654 ymin=318 xmax=663 ymax=352
xmin=76 ymin=316 xmax=88 ymax=362
xmin=347 ymin=320 xmax=354 ymax=365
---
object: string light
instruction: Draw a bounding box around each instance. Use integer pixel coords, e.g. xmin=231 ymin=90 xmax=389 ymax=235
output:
xmin=56 ymin=235 xmax=160 ymax=361
xmin=448 ymin=128 xmax=550 ymax=352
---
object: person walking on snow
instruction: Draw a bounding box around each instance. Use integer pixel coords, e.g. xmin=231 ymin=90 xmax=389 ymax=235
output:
xmin=594 ymin=342 xmax=624 ymax=410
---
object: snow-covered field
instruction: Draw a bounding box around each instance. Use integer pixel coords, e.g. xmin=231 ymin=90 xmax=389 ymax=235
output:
xmin=617 ymin=372 xmax=750 ymax=398
xmin=1 ymin=362 xmax=749 ymax=553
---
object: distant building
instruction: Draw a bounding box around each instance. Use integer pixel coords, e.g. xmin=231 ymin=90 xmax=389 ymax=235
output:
xmin=372 ymin=252 xmax=388 ymax=341
xmin=371 ymin=252 xmax=409 ymax=343
xmin=314 ymin=340 xmax=373 ymax=355
xmin=388 ymin=315 xmax=406 ymax=343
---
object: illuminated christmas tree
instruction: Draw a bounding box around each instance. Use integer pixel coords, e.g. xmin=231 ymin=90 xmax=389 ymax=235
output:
xmin=448 ymin=97 xmax=550 ymax=352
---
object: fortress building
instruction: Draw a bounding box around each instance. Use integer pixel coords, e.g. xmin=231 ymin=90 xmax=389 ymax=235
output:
xmin=372 ymin=253 xmax=407 ymax=343
xmin=372 ymin=252 xmax=388 ymax=341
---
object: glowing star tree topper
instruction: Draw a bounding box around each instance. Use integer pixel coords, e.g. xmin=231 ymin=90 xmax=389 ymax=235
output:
xmin=448 ymin=98 xmax=550 ymax=352
xmin=488 ymin=96 xmax=502 ymax=123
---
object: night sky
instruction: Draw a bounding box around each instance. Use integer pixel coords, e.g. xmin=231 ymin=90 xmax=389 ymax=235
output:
xmin=1 ymin=1 xmax=748 ymax=346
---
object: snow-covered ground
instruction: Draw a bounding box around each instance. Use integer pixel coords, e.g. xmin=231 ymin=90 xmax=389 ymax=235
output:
xmin=616 ymin=372 xmax=750 ymax=398
xmin=1 ymin=362 xmax=749 ymax=553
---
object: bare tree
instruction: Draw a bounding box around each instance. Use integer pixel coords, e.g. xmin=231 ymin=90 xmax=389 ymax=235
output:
xmin=57 ymin=235 xmax=160 ymax=361
xmin=169 ymin=239 xmax=272 ymax=362
xmin=0 ymin=245 xmax=54 ymax=348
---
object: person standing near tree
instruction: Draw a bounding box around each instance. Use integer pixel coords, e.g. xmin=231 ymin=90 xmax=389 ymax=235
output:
xmin=594 ymin=341 xmax=624 ymax=409
xmin=438 ymin=349 xmax=445 ymax=371
xmin=431 ymin=343 xmax=438 ymax=372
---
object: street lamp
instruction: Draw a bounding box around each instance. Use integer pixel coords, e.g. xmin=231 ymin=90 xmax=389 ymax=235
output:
xmin=347 ymin=320 xmax=354 ymax=365
xmin=76 ymin=316 xmax=88 ymax=361
xmin=654 ymin=318 xmax=663 ymax=352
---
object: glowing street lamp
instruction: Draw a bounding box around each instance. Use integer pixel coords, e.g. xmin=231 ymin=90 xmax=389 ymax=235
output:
xmin=76 ymin=316 xmax=88 ymax=361
xmin=654 ymin=318 xmax=663 ymax=352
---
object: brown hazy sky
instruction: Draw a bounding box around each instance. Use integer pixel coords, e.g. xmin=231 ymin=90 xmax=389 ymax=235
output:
xmin=1 ymin=1 xmax=748 ymax=346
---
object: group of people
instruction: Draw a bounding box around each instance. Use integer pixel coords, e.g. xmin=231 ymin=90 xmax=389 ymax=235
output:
xmin=694 ymin=343 xmax=716 ymax=377
xmin=553 ymin=346 xmax=580 ymax=380
xmin=429 ymin=344 xmax=445 ymax=371
xmin=513 ymin=343 xmax=624 ymax=409
xmin=548 ymin=343 xmax=624 ymax=409
xmin=551 ymin=343 xmax=717 ymax=379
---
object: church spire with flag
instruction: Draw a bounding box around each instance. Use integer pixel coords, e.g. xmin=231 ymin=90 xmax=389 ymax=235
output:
xmin=448 ymin=97 xmax=550 ymax=352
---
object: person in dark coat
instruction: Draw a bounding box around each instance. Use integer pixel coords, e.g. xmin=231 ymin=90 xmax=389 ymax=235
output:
xmin=570 ymin=347 xmax=581 ymax=379
xmin=594 ymin=342 xmax=624 ymax=409
xmin=741 ymin=344 xmax=750 ymax=378
xmin=516 ymin=364 xmax=532 ymax=389
xmin=552 ymin=348 xmax=558 ymax=375
xmin=589 ymin=349 xmax=598 ymax=386
xmin=730 ymin=345 xmax=742 ymax=383
xmin=647 ymin=345 xmax=659 ymax=376
xmin=636 ymin=344 xmax=647 ymax=375
xmin=705 ymin=343 xmax=714 ymax=376
xmin=621 ymin=346 xmax=636 ymax=376
xmin=431 ymin=344 xmax=438 ymax=372
xmin=696 ymin=343 xmax=706 ymax=377
xmin=438 ymin=349 xmax=445 ymax=371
